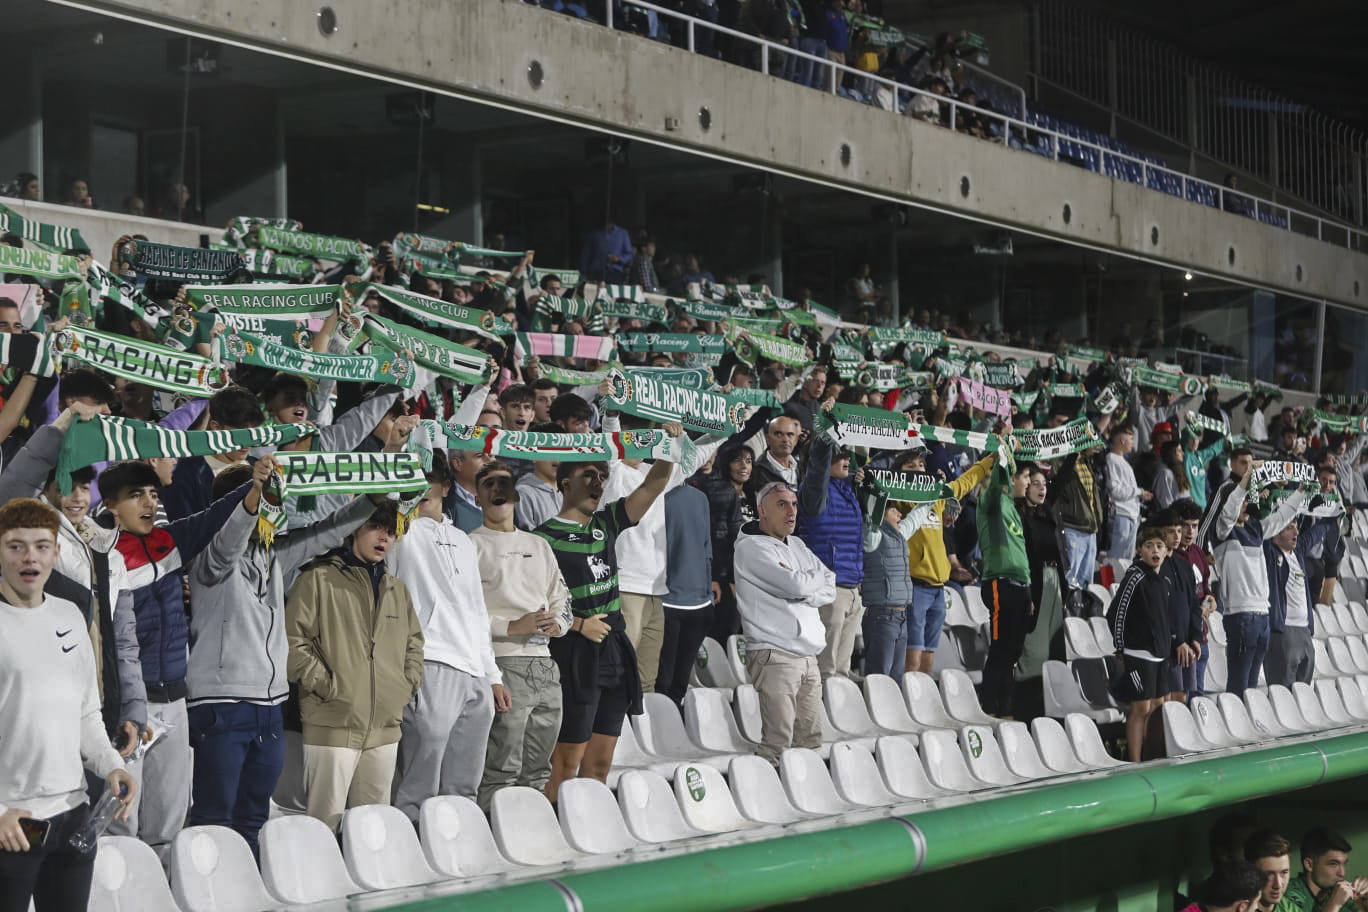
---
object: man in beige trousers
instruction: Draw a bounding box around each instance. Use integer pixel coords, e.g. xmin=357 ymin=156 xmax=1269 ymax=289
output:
xmin=733 ymin=482 xmax=836 ymax=765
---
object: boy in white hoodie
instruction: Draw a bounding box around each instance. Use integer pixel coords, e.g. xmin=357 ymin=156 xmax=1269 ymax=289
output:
xmin=734 ymin=481 xmax=837 ymax=765
xmin=390 ymin=453 xmax=501 ymax=819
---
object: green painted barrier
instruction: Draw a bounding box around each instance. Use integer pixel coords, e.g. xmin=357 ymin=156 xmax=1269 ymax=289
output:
xmin=377 ymin=732 xmax=1368 ymax=912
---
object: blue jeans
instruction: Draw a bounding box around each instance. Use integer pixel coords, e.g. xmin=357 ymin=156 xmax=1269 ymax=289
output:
xmin=1223 ymin=612 xmax=1270 ymax=696
xmin=1186 ymin=639 xmax=1209 ymax=700
xmin=1059 ymin=527 xmax=1097 ymax=591
xmin=797 ymin=37 xmax=827 ymax=87
xmin=1105 ymin=513 xmax=1138 ymax=561
xmin=908 ymin=581 xmax=947 ymax=650
xmin=188 ymin=702 xmax=284 ymax=858
xmin=861 ymin=606 xmax=909 ymax=680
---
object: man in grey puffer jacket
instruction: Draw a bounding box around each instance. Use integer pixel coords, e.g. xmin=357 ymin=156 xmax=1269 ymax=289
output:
xmin=185 ymin=455 xmax=379 ymax=857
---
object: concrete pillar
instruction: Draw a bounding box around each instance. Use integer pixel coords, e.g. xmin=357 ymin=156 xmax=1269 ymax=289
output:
xmin=887 ymin=229 xmax=899 ymax=325
xmin=767 ymin=204 xmax=782 ymax=297
xmin=273 ymin=104 xmax=288 ymax=219
xmin=426 ymin=141 xmax=482 ymax=244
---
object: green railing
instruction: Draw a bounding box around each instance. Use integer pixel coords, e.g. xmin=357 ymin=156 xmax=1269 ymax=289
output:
xmin=374 ymin=731 xmax=1368 ymax=912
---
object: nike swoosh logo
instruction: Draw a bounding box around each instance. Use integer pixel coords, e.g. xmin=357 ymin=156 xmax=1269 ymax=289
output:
xmin=62 ymin=644 xmax=78 ymax=654
xmin=56 ymin=628 xmax=72 ymax=638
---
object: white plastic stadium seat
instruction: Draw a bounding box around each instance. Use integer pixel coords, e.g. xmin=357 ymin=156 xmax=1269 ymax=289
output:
xmin=1320 ymin=606 xmax=1346 ymax=637
xmin=683 ymin=687 xmax=757 ymax=754
xmin=1088 ymin=616 xmax=1115 ymax=656
xmin=864 ymin=673 xmax=925 ymax=733
xmin=725 ymin=634 xmax=749 ymax=684
xmin=1208 ymin=618 xmax=1227 ymax=646
xmin=1313 ymin=639 xmax=1338 ymax=678
xmin=902 ymin=671 xmax=959 ymax=728
xmin=673 ymin=763 xmax=753 ymax=834
xmin=1162 ymin=701 xmax=1217 ymax=755
xmin=1030 ymin=717 xmax=1089 ymax=774
xmin=91 ymin=836 xmax=180 ymax=912
xmin=490 ymin=786 xmax=580 ymax=867
xmin=780 ymin=747 xmax=859 ymax=816
xmin=1339 ymin=677 xmax=1368 ymax=722
xmin=1347 ymin=637 xmax=1368 ymax=674
xmin=1064 ymin=617 xmax=1107 ymax=660
xmin=940 ymin=669 xmax=997 ymax=724
xmin=419 ymin=795 xmax=517 ymax=878
xmin=1266 ymin=685 xmax=1317 ymax=733
xmin=1327 ymin=638 xmax=1360 ymax=676
xmin=1087 ymin=583 xmax=1113 ymax=608
xmin=733 ymin=684 xmax=766 ymax=744
xmin=634 ymin=693 xmax=738 ymax=771
xmin=875 ymin=736 xmax=950 ymax=799
xmin=558 ymin=777 xmax=640 ymax=854
xmin=1312 ymin=607 xmax=1332 ymax=640
xmin=618 ymin=770 xmax=705 ymax=844
xmin=1041 ymin=660 xmax=1122 ymax=724
xmin=826 ymin=676 xmax=905 ymax=740
xmin=1205 ymin=641 xmax=1229 ymax=694
xmin=997 ymin=720 xmax=1059 ymax=779
xmin=608 ymin=715 xmax=678 ymax=786
xmin=1241 ymin=689 xmax=1293 ymax=738
xmin=919 ymin=729 xmax=990 ymax=791
xmin=1290 ymin=682 xmax=1335 ymax=729
xmin=1350 ymin=604 xmax=1368 ymax=634
xmin=1335 ymin=605 xmax=1366 ymax=638
xmin=828 ymin=742 xmax=900 ymax=807
xmin=1189 ymin=696 xmax=1245 ymax=747
xmin=1314 ymin=680 xmax=1356 ymax=727
xmin=1065 ymin=713 xmax=1125 ymax=767
xmin=1217 ymin=692 xmax=1272 ymax=741
xmin=696 ymin=636 xmax=744 ymax=689
xmin=259 ymin=814 xmax=359 ymax=903
xmin=342 ymin=804 xmax=441 ymax=890
xmin=728 ymin=755 xmax=813 ymax=825
xmin=170 ymin=825 xmax=276 ymax=912
xmin=959 ymin=725 xmax=1029 ymax=785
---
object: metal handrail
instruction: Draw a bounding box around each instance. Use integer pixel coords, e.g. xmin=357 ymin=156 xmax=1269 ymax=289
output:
xmin=591 ymin=0 xmax=1368 ymax=255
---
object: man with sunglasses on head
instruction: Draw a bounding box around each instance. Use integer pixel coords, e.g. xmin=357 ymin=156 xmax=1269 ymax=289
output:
xmin=535 ymin=422 xmax=687 ymax=804
xmin=734 ymin=480 xmax=837 ymax=765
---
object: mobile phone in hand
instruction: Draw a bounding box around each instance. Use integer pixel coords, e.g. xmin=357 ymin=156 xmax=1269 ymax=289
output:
xmin=19 ymin=817 xmax=50 ymax=851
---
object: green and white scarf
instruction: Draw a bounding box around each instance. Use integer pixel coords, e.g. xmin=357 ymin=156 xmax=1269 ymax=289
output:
xmin=188 ymin=283 xmax=341 ymax=348
xmin=50 ymin=326 xmax=231 ymax=397
xmin=1128 ymin=364 xmax=1205 ymax=396
xmin=1206 ymin=374 xmax=1250 ymax=394
xmin=1247 ymin=460 xmax=1317 ymax=505
xmin=601 ymin=296 xmax=669 ymax=324
xmin=0 ymin=203 xmax=89 ymax=253
xmin=513 ymin=332 xmax=616 ymax=363
xmin=1323 ymin=393 xmax=1368 ymax=409
xmin=1093 ymin=382 xmax=1124 ymax=415
xmin=982 ymin=361 xmax=1024 ymax=389
xmin=602 ymin=368 xmax=751 ymax=436
xmin=221 ymin=329 xmax=415 ymax=388
xmin=122 ymin=241 xmax=245 ymax=284
xmin=865 ymin=467 xmax=956 ymax=503
xmin=531 ymin=361 xmax=617 ymax=386
xmin=1311 ymin=409 xmax=1368 ymax=435
xmin=251 ymin=225 xmax=368 ymax=263
xmin=85 ymin=260 xmax=171 ymax=330
xmin=532 ymin=293 xmax=606 ymax=335
xmin=725 ymin=386 xmax=783 ymax=411
xmin=0 ymin=244 xmax=82 ymax=280
xmin=224 ymin=245 xmax=319 ymax=280
xmin=55 ymin=415 xmax=315 ymax=493
xmin=617 ymin=333 xmax=728 ymax=356
xmin=626 ymin=367 xmax=711 ymax=389
xmin=671 ymin=296 xmax=734 ymax=323
xmin=223 ymin=216 xmax=301 ymax=247
xmin=259 ymin=451 xmax=428 ymax=544
xmin=725 ymin=325 xmax=808 ymax=367
xmin=0 ymin=332 xmax=57 ymax=377
xmin=358 ymin=282 xmax=512 ymax=341
xmin=1067 ymin=344 xmax=1108 ymax=365
xmin=1010 ymin=418 xmax=1104 ymax=461
xmin=1183 ymin=410 xmax=1228 ymax=439
xmin=814 ymin=404 xmax=925 ymax=452
xmin=351 ymin=313 xmax=490 ymax=386
xmin=867 ymin=327 xmax=943 ymax=348
xmin=413 ymin=420 xmax=699 ymax=474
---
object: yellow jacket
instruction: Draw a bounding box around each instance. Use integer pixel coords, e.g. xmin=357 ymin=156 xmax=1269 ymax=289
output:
xmin=905 ymin=455 xmax=995 ymax=586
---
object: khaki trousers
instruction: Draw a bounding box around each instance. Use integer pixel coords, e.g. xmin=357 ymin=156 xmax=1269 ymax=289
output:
xmin=621 ymin=592 xmax=664 ymax=694
xmin=745 ymin=648 xmax=821 ymax=765
xmin=302 ymin=742 xmax=399 ymax=832
xmin=818 ymin=586 xmax=866 ymax=679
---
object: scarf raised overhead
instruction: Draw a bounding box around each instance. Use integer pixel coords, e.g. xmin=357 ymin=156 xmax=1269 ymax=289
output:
xmin=602 ymin=367 xmax=752 ymax=436
xmin=51 ymin=326 xmax=231 ymax=397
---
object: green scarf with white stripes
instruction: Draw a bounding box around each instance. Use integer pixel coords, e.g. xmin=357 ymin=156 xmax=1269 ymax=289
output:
xmin=220 ymin=328 xmax=416 ymax=388
xmin=0 ymin=203 xmax=89 ymax=253
xmin=50 ymin=326 xmax=231 ymax=397
xmin=0 ymin=244 xmax=83 ymax=280
xmin=251 ymin=225 xmax=369 ymax=263
xmin=55 ymin=415 xmax=315 ymax=493
xmin=259 ymin=451 xmax=429 ymax=544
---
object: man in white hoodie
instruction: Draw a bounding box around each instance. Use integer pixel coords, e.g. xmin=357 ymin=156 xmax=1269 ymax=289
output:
xmin=390 ymin=453 xmax=502 ymax=819
xmin=734 ymin=481 xmax=837 ymax=765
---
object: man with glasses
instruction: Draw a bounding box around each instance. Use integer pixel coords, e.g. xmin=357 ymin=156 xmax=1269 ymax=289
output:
xmin=734 ymin=481 xmax=836 ymax=764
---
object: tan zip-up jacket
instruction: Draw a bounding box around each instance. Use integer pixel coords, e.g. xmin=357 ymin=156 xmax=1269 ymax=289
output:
xmin=286 ymin=552 xmax=423 ymax=749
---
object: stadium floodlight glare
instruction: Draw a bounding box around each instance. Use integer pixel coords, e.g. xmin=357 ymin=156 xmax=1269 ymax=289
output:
xmin=1184 ymin=271 xmax=1193 ymax=280
xmin=415 ymin=203 xmax=450 ymax=214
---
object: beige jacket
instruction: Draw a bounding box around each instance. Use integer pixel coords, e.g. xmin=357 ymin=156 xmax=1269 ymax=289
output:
xmin=286 ymin=552 xmax=423 ymax=749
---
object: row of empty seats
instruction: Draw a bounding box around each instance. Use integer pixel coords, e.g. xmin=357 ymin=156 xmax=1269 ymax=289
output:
xmin=1163 ymin=676 xmax=1368 ymax=755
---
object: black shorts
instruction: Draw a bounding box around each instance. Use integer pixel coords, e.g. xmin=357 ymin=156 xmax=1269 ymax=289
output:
xmin=1114 ymin=655 xmax=1166 ymax=703
xmin=558 ymin=679 xmax=632 ymax=744
xmin=1164 ymin=658 xmax=1185 ymax=696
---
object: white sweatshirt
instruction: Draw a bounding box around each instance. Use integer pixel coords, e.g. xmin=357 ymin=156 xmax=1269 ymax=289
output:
xmin=469 ymin=526 xmax=573 ymax=659
xmin=390 ymin=516 xmax=501 ymax=683
xmin=1106 ymin=452 xmax=1141 ymax=520
xmin=598 ymin=414 xmax=723 ymax=595
xmin=733 ymin=526 xmax=836 ymax=657
xmin=0 ymin=596 xmax=124 ymax=820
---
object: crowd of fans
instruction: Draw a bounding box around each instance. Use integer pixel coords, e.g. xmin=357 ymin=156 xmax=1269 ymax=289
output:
xmin=3 ymin=171 xmax=201 ymax=222
xmin=1 ymin=199 xmax=1367 ymax=911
